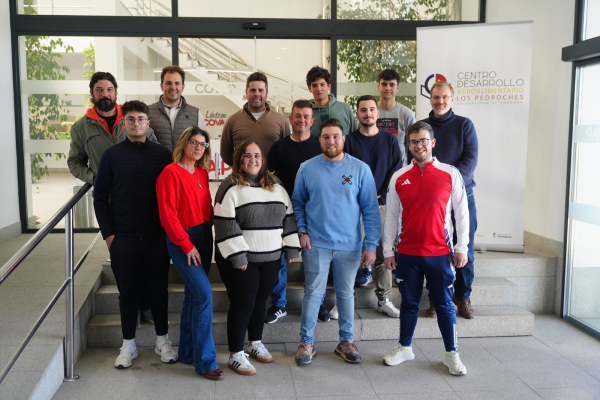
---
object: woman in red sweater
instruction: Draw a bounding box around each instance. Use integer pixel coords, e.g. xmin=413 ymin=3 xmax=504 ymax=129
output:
xmin=156 ymin=127 xmax=223 ymax=381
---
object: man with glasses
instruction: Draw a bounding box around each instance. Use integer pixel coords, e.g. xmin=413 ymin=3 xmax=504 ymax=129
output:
xmin=220 ymin=72 xmax=290 ymax=167
xmin=417 ymin=81 xmax=478 ymax=320
xmin=344 ymin=95 xmax=402 ymax=318
xmin=68 ymin=72 xmax=156 ymax=184
xmin=382 ymin=121 xmax=469 ymax=376
xmin=94 ymin=100 xmax=175 ymax=369
xmin=149 ymin=65 xmax=206 ymax=152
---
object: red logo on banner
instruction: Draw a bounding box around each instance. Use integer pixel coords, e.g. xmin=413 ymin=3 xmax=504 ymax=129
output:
xmin=420 ymin=73 xmax=448 ymax=99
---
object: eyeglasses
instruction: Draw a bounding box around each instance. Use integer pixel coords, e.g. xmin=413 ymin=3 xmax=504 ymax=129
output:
xmin=431 ymin=95 xmax=452 ymax=101
xmin=189 ymin=139 xmax=209 ymax=148
xmin=124 ymin=117 xmax=148 ymax=124
xmin=408 ymin=138 xmax=431 ymax=147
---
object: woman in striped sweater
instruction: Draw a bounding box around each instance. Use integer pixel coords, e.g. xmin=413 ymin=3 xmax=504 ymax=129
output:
xmin=214 ymin=138 xmax=301 ymax=376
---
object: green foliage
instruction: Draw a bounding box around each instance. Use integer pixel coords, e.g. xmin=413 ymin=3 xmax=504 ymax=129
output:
xmin=82 ymin=43 xmax=95 ymax=107
xmin=321 ymin=0 xmax=448 ymax=113
xmin=24 ymin=1 xmax=74 ymax=182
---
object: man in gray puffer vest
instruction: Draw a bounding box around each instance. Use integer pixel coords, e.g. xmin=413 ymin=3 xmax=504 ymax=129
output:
xmin=149 ymin=65 xmax=207 ymax=152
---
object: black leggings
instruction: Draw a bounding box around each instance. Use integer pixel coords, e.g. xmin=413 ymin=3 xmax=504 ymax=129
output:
xmin=216 ymin=251 xmax=280 ymax=353
xmin=110 ymin=235 xmax=170 ymax=340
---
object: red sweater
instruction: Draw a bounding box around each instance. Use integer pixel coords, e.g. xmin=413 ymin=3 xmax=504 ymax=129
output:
xmin=157 ymin=163 xmax=213 ymax=254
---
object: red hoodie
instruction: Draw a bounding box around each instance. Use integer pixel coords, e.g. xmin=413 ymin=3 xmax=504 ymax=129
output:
xmin=84 ymin=104 xmax=123 ymax=137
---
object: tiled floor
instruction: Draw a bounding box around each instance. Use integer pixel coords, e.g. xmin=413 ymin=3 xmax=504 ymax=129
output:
xmin=51 ymin=315 xmax=600 ymax=400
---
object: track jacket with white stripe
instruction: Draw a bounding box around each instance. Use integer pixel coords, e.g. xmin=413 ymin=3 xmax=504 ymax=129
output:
xmin=383 ymin=158 xmax=469 ymax=259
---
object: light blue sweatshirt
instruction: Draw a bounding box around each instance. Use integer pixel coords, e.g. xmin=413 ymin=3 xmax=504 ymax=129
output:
xmin=292 ymin=153 xmax=381 ymax=252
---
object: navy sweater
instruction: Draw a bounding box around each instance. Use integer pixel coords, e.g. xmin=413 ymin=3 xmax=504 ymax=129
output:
xmin=344 ymin=129 xmax=402 ymax=205
xmin=94 ymin=137 xmax=172 ymax=239
xmin=416 ymin=109 xmax=478 ymax=190
xmin=267 ymin=135 xmax=322 ymax=197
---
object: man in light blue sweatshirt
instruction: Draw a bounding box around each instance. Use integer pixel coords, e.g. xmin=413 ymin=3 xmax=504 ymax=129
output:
xmin=292 ymin=118 xmax=381 ymax=366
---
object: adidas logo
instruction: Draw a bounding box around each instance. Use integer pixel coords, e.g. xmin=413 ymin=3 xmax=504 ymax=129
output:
xmin=401 ymin=179 xmax=411 ymax=185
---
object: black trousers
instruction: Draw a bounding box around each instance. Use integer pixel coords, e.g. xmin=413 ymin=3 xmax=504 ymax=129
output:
xmin=110 ymin=234 xmax=170 ymax=340
xmin=216 ymin=251 xmax=280 ymax=353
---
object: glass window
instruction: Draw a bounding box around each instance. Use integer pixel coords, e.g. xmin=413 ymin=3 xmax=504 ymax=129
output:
xmin=336 ymin=39 xmax=416 ymax=114
xmin=566 ymin=62 xmax=600 ymax=332
xmin=336 ymin=0 xmax=480 ymax=21
xmin=21 ymin=36 xmax=171 ymax=229
xmin=584 ymin=0 xmax=600 ymax=40
xmin=180 ymin=0 xmax=330 ymax=19
xmin=18 ymin=0 xmax=171 ymax=16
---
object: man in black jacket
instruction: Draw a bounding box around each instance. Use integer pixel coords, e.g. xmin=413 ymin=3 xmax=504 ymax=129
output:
xmin=94 ymin=100 xmax=174 ymax=369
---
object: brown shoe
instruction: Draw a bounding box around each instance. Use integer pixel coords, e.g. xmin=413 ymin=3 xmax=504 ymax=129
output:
xmin=203 ymin=368 xmax=224 ymax=381
xmin=425 ymin=301 xmax=437 ymax=318
xmin=455 ymin=299 xmax=475 ymax=319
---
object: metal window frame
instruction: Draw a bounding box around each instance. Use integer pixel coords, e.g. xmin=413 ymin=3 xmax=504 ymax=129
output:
xmin=10 ymin=0 xmax=486 ymax=233
xmin=561 ymin=0 xmax=600 ymax=340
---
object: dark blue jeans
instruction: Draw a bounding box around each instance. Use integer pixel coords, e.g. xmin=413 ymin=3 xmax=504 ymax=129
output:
xmin=454 ymin=188 xmax=477 ymax=301
xmin=270 ymin=255 xmax=287 ymax=308
xmin=166 ymin=224 xmax=218 ymax=374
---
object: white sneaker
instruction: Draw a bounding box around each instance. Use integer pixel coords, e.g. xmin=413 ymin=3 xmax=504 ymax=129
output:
xmin=330 ymin=305 xmax=339 ymax=320
xmin=155 ymin=336 xmax=178 ymax=363
xmin=246 ymin=340 xmax=273 ymax=363
xmin=377 ymin=299 xmax=400 ymax=318
xmin=115 ymin=340 xmax=138 ymax=369
xmin=228 ymin=351 xmax=257 ymax=375
xmin=383 ymin=344 xmax=415 ymax=366
xmin=443 ymin=351 xmax=467 ymax=376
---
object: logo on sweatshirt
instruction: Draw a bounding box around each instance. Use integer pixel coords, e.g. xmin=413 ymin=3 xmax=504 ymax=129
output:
xmin=342 ymin=175 xmax=353 ymax=185
xmin=420 ymin=73 xmax=448 ymax=99
xmin=401 ymin=179 xmax=411 ymax=185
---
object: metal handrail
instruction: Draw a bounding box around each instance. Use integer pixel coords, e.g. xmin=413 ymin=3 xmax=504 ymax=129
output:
xmin=0 ymin=183 xmax=101 ymax=384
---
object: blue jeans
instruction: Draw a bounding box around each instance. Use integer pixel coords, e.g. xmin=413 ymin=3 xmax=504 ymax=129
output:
xmin=270 ymin=254 xmax=288 ymax=308
xmin=454 ymin=188 xmax=477 ymax=301
xmin=300 ymin=247 xmax=361 ymax=344
xmin=166 ymin=224 xmax=218 ymax=374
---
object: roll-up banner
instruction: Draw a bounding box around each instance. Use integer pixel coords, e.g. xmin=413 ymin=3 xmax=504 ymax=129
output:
xmin=416 ymin=22 xmax=533 ymax=252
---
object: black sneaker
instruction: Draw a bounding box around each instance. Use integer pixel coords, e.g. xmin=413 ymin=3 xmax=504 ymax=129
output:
xmin=318 ymin=305 xmax=330 ymax=322
xmin=265 ymin=306 xmax=287 ymax=324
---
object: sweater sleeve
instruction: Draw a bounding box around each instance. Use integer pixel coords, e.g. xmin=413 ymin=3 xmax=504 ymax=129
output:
xmin=451 ymin=167 xmax=469 ymax=254
xmin=220 ymin=117 xmax=235 ymax=167
xmin=156 ymin=168 xmax=195 ymax=254
xmin=92 ymin=151 xmax=114 ymax=239
xmin=359 ymin=166 xmax=381 ymax=252
xmin=280 ymin=187 xmax=301 ymax=260
xmin=267 ymin=141 xmax=280 ymax=174
xmin=67 ymin=124 xmax=95 ymax=185
xmin=281 ymin=115 xmax=291 ymax=138
xmin=383 ymin=171 xmax=403 ymax=258
xmin=456 ymin=119 xmax=479 ymax=186
xmin=214 ymin=182 xmax=249 ymax=268
xmin=291 ymin=164 xmax=309 ymax=232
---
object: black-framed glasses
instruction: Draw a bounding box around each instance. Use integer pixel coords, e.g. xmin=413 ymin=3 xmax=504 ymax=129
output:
xmin=408 ymin=138 xmax=431 ymax=147
xmin=189 ymin=139 xmax=209 ymax=148
xmin=124 ymin=117 xmax=148 ymax=124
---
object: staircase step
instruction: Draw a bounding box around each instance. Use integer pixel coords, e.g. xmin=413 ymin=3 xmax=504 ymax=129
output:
xmin=87 ymin=305 xmax=534 ymax=348
xmin=94 ymin=277 xmax=517 ymax=315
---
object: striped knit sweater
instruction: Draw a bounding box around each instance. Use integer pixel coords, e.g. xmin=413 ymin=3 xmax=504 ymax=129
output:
xmin=214 ymin=174 xmax=301 ymax=268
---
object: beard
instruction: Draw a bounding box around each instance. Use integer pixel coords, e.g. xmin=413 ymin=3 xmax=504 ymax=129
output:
xmin=94 ymin=96 xmax=116 ymax=112
xmin=323 ymin=146 xmax=343 ymax=159
xmin=359 ymin=119 xmax=376 ymax=128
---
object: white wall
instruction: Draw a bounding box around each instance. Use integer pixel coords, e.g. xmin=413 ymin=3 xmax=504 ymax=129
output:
xmin=0 ymin=0 xmax=21 ymax=232
xmin=487 ymin=0 xmax=575 ymax=243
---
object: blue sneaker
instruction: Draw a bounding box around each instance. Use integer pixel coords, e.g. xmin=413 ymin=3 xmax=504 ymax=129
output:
xmin=355 ymin=268 xmax=373 ymax=287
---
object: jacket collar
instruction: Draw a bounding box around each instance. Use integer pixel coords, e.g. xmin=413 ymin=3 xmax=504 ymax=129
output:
xmin=84 ymin=104 xmax=123 ymax=136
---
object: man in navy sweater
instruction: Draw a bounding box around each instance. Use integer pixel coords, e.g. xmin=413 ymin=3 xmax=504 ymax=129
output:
xmin=419 ymin=81 xmax=478 ymax=319
xmin=345 ymin=95 xmax=402 ymax=318
xmin=265 ymin=99 xmax=321 ymax=324
xmin=94 ymin=100 xmax=175 ymax=368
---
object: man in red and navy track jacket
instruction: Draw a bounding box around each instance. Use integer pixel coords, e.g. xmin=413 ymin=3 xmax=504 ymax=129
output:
xmin=380 ymin=121 xmax=470 ymax=377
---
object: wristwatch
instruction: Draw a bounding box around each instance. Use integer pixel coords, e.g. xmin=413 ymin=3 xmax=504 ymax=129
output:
xmin=298 ymin=230 xmax=308 ymax=237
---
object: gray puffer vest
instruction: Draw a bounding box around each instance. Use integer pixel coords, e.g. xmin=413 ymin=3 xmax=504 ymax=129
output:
xmin=149 ymin=96 xmax=199 ymax=152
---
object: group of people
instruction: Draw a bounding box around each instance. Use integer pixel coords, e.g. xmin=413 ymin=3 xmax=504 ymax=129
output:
xmin=67 ymin=63 xmax=478 ymax=380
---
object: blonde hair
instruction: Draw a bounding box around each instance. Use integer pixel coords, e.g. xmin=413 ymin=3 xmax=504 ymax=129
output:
xmin=430 ymin=81 xmax=454 ymax=97
xmin=230 ymin=138 xmax=276 ymax=191
xmin=172 ymin=127 xmax=211 ymax=169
